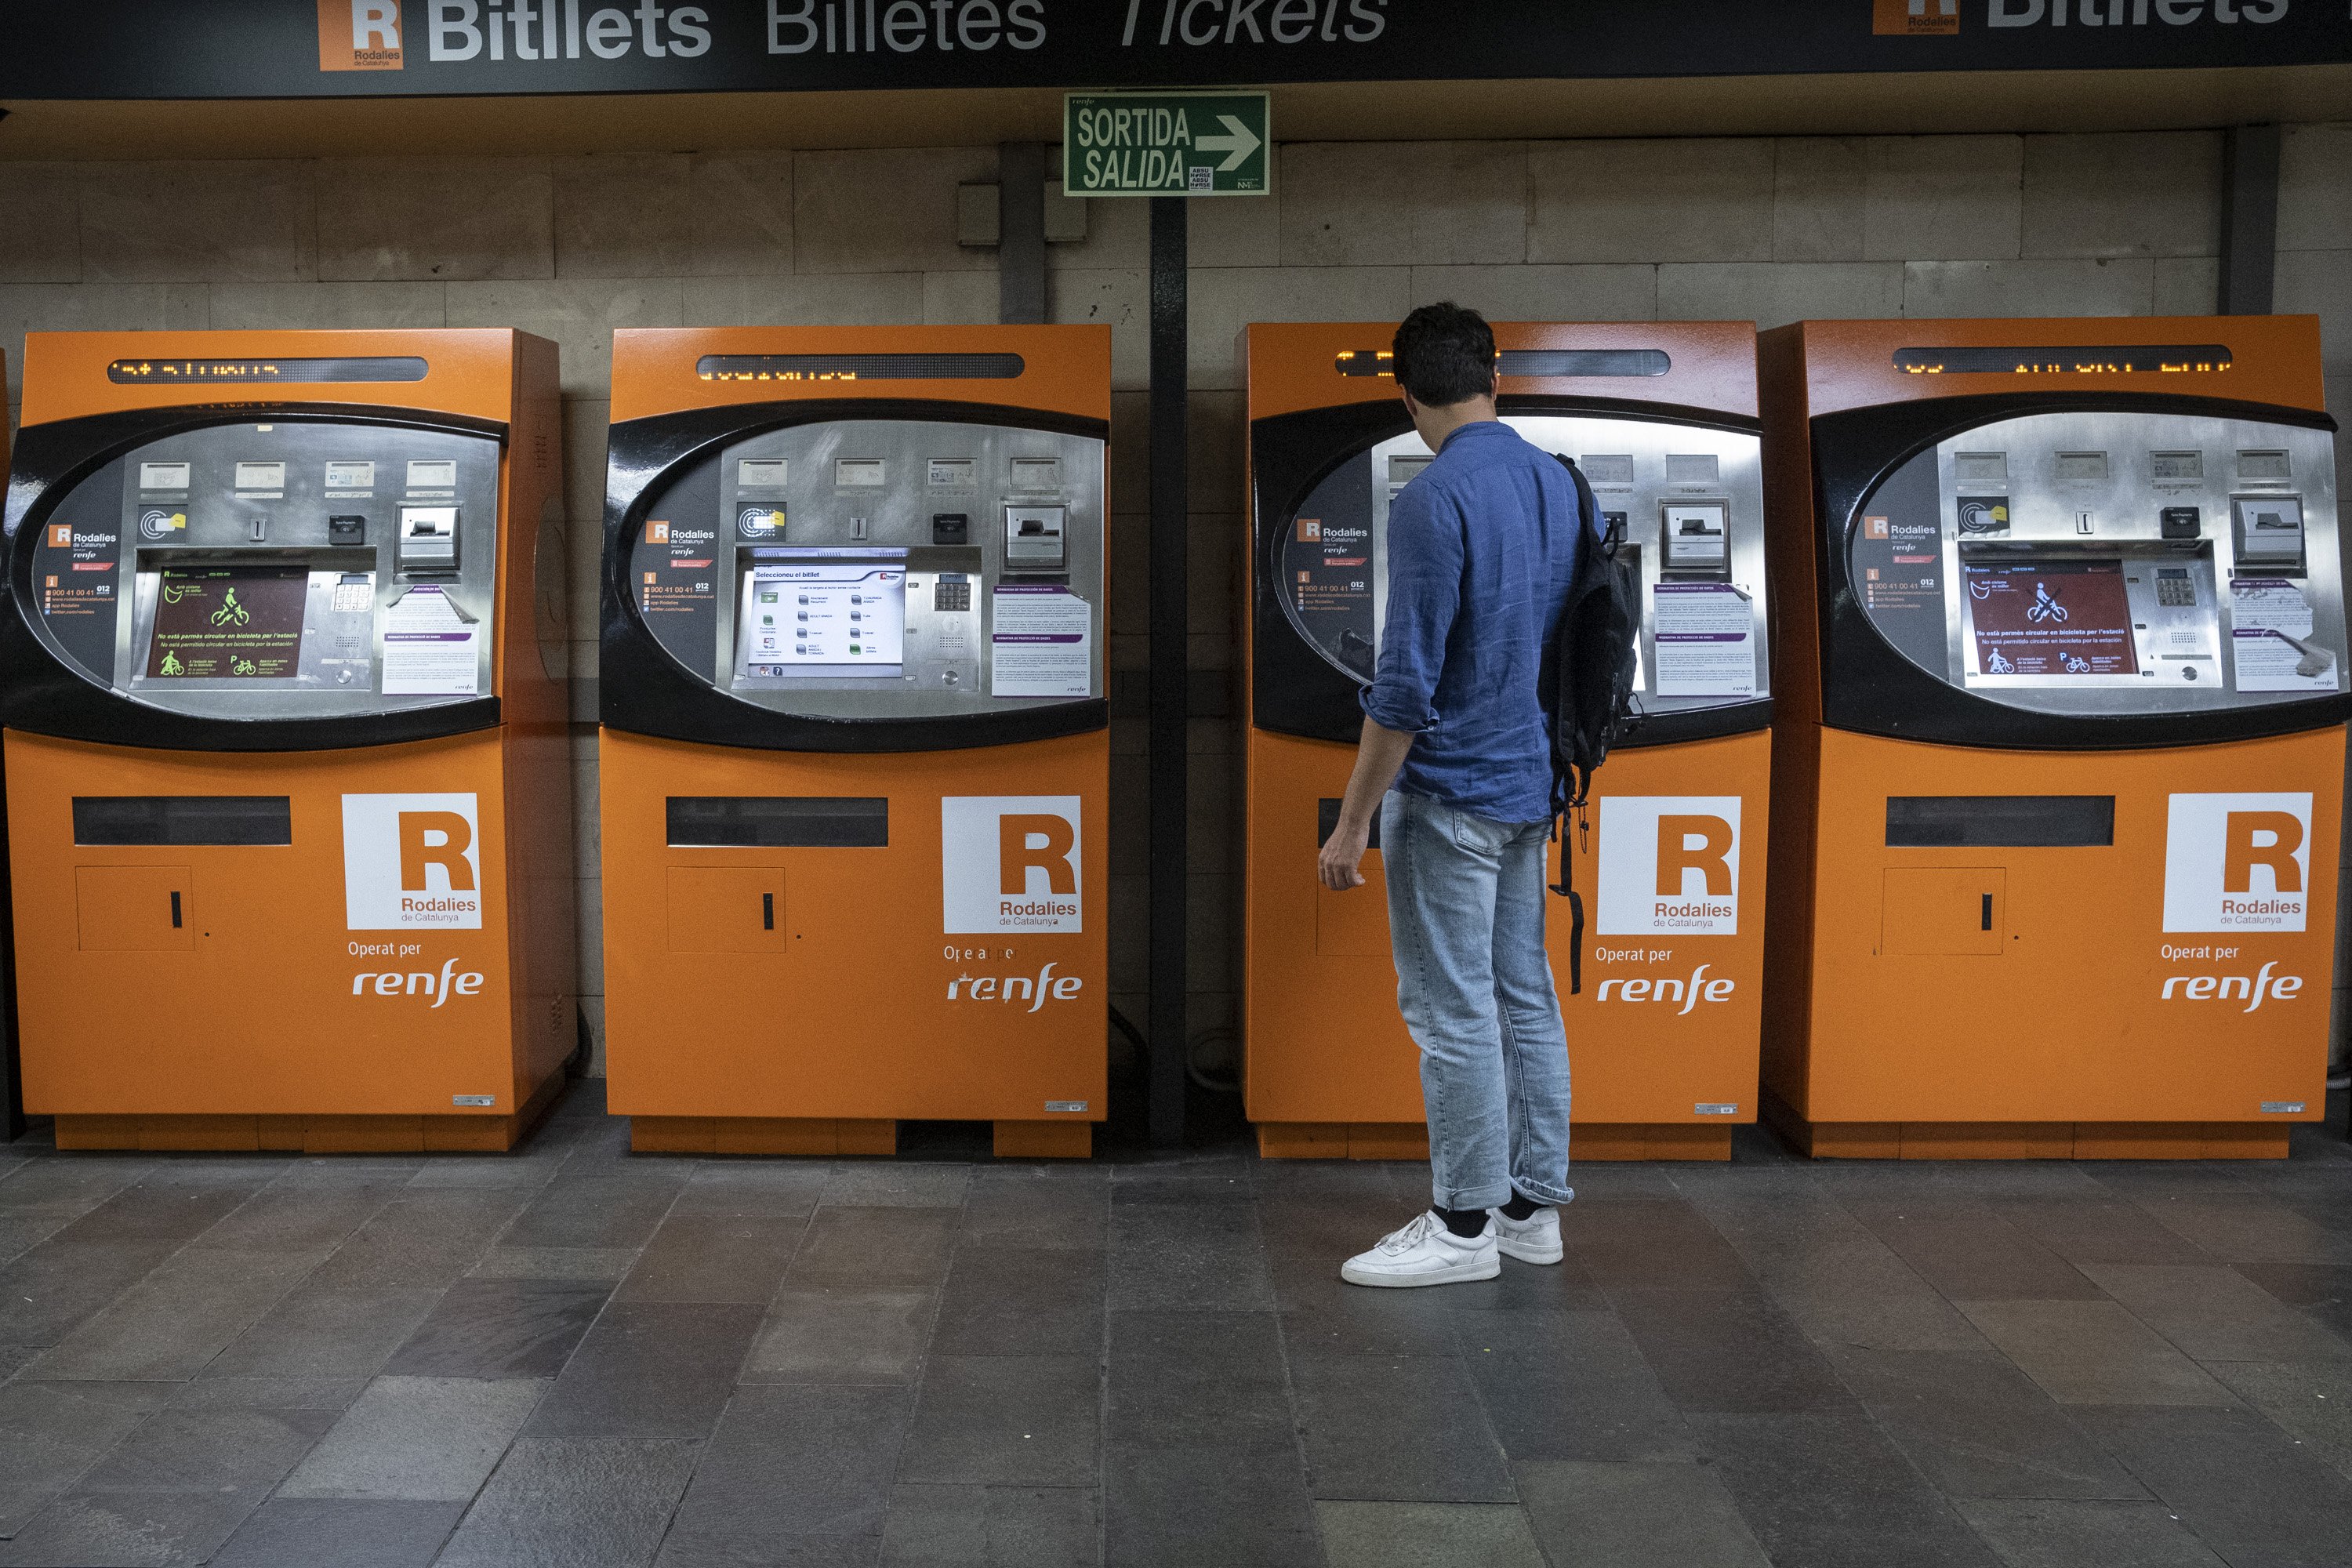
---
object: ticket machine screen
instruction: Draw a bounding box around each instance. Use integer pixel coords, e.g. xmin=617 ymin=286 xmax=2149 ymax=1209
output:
xmin=1849 ymin=410 xmax=2344 ymax=716
xmin=737 ymin=551 xmax=909 ymax=679
xmin=144 ymin=565 xmax=314 ymax=680
xmin=1964 ymin=561 xmax=2139 ymax=678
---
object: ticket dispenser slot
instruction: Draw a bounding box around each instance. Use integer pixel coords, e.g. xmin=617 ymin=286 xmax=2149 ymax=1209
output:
xmin=397 ymin=506 xmax=459 ymax=575
xmin=1661 ymin=502 xmax=1731 ymax=578
xmin=2234 ymin=496 xmax=2307 ymax=575
xmin=1005 ymin=506 xmax=1069 ymax=572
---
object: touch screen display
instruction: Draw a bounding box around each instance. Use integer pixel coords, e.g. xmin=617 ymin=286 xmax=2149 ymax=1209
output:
xmin=145 ymin=567 xmax=310 ymax=679
xmin=739 ymin=550 xmax=907 ymax=678
xmin=1965 ymin=561 xmax=2138 ymax=677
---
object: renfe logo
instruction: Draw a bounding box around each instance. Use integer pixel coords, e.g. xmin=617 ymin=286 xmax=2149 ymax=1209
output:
xmin=2163 ymin=792 xmax=2312 ymax=933
xmin=942 ymin=796 xmax=1083 ymax=934
xmin=2160 ymin=959 xmax=2304 ymax=1011
xmin=1595 ymin=796 xmax=1740 ymax=935
xmin=351 ymin=955 xmax=486 ymax=1006
xmin=343 ymin=793 xmax=484 ymax=930
xmin=318 ymin=0 xmax=405 ymax=70
xmin=1595 ymin=963 xmax=1737 ymax=1011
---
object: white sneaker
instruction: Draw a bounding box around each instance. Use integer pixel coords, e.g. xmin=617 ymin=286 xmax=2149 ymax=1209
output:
xmin=1339 ymin=1211 xmax=1501 ymax=1289
xmin=1492 ymin=1205 xmax=1564 ymax=1265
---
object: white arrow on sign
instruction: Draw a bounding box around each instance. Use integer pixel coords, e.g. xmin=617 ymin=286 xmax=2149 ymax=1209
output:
xmin=1193 ymin=114 xmax=1261 ymax=173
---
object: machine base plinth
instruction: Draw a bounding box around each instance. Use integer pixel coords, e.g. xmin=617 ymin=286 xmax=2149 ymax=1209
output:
xmin=1760 ymin=1090 xmax=2291 ymax=1160
xmin=1254 ymin=1121 xmax=1735 ymax=1163
xmin=52 ymin=1071 xmax=567 ymax=1155
xmin=629 ymin=1116 xmax=1094 ymax=1160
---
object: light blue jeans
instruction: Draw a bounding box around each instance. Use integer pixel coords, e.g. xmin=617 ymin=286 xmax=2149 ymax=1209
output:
xmin=1381 ymin=790 xmax=1573 ymax=1212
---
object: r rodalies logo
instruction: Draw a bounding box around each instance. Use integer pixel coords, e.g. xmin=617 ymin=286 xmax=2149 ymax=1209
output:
xmin=1595 ymin=796 xmax=1740 ymax=936
xmin=343 ymin=793 xmax=485 ymax=930
xmin=1873 ymin=0 xmax=1959 ymax=35
xmin=318 ymin=1 xmax=407 ymax=70
xmin=942 ymin=796 xmax=1082 ymax=933
xmin=2162 ymin=791 xmax=2311 ymax=933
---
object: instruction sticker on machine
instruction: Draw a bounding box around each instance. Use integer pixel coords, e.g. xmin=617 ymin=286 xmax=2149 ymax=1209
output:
xmin=990 ymin=586 xmax=1091 ymax=699
xmin=2230 ymin=579 xmax=2338 ymax=694
xmin=343 ymin=793 xmax=483 ymax=931
xmin=942 ymin=796 xmax=1083 ymax=934
xmin=1595 ymin=797 xmax=1741 ymax=935
xmin=382 ymin=585 xmax=481 ymax=695
xmin=1651 ymin=583 xmax=1756 ymax=698
xmin=2163 ymin=792 xmax=2312 ymax=934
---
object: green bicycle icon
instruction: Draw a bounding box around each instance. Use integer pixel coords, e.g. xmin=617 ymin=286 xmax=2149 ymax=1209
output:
xmin=230 ymin=656 xmax=257 ymax=676
xmin=209 ymin=588 xmax=251 ymax=628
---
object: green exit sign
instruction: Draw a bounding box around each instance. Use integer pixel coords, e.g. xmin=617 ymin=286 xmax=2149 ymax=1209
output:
xmin=1063 ymin=92 xmax=1271 ymax=198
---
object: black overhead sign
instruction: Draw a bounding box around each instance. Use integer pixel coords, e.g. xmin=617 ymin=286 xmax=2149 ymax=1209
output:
xmin=2 ymin=1 xmax=2346 ymax=99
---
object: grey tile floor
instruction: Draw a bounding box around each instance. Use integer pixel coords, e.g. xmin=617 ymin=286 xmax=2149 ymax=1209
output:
xmin=7 ymin=1082 xmax=2352 ymax=1566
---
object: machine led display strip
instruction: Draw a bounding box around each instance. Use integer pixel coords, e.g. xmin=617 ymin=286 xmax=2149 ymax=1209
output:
xmin=1335 ymin=349 xmax=1672 ymax=378
xmin=695 ymin=354 xmax=1025 ymax=383
xmin=106 ymin=358 xmax=428 ymax=383
xmin=1893 ymin=346 xmax=2234 ymax=376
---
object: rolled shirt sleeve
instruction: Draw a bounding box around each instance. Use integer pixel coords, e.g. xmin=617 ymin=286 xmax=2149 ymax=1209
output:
xmin=1360 ymin=477 xmax=1463 ymax=734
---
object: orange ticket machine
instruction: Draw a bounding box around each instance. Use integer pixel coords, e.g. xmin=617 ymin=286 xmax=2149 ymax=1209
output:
xmin=600 ymin=327 xmax=1111 ymax=1158
xmin=0 ymin=331 xmax=574 ymax=1152
xmin=0 ymin=354 xmax=16 ymax=1142
xmin=1761 ymin=317 xmax=2344 ymax=1158
xmin=1245 ymin=323 xmax=1773 ymax=1162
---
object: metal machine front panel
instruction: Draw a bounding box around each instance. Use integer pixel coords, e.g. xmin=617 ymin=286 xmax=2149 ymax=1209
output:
xmin=1850 ymin=411 xmax=2344 ymax=719
xmin=1272 ymin=415 xmax=1769 ymax=717
xmin=628 ymin=417 xmax=1104 ymax=720
xmin=29 ymin=419 xmax=500 ymax=722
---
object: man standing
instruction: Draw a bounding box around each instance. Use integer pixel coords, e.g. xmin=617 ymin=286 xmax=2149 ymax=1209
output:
xmin=1316 ymin=303 xmax=1584 ymax=1288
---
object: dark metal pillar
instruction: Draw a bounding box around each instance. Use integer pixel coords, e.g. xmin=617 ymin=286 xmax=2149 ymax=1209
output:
xmin=1147 ymin=196 xmax=1189 ymax=1147
xmin=997 ymin=142 xmax=1047 ymax=326
xmin=2218 ymin=123 xmax=2280 ymax=317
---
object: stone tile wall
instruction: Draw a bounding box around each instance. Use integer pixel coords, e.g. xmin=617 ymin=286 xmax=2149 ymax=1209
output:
xmin=0 ymin=125 xmax=2343 ymax=1078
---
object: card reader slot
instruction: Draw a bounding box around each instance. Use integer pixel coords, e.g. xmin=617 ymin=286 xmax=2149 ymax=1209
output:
xmin=1885 ymin=795 xmax=2114 ymax=848
xmin=73 ymin=795 xmax=292 ymax=846
xmin=666 ymin=795 xmax=888 ymax=848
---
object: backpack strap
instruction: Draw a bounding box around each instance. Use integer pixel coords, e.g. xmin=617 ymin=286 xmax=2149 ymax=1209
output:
xmin=1547 ymin=452 xmax=1606 ymax=995
xmin=1554 ymin=451 xmax=1606 ymax=542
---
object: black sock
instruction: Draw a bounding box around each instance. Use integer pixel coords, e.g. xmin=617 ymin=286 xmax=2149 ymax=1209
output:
xmin=1499 ymin=1190 xmax=1548 ymax=1221
xmin=1434 ymin=1205 xmax=1489 ymax=1239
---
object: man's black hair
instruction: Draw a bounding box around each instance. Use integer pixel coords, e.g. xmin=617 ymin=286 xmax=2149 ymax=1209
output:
xmin=1391 ymin=303 xmax=1497 ymax=407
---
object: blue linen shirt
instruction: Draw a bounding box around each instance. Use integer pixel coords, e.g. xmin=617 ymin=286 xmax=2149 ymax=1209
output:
xmin=1361 ymin=419 xmax=1585 ymax=826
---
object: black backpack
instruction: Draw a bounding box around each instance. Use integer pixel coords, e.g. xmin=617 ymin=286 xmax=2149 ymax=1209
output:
xmin=1546 ymin=452 xmax=1643 ymax=993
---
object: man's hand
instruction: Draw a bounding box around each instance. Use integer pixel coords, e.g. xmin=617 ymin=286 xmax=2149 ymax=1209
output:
xmin=1319 ymin=814 xmax=1372 ymax=891
xmin=1318 ymin=718 xmax=1415 ymax=893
